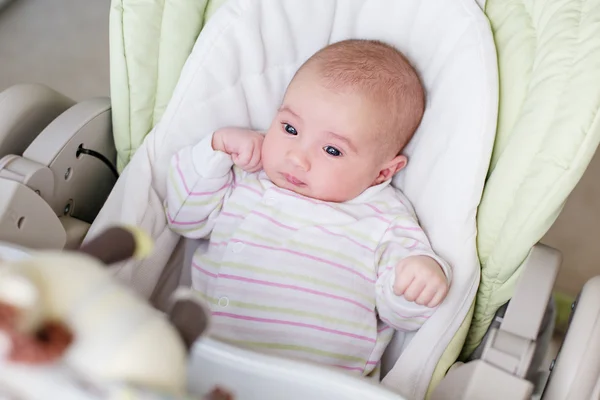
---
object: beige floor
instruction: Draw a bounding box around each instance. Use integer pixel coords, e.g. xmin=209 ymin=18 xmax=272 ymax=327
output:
xmin=1 ymin=0 xmax=599 ymax=297
xmin=0 ymin=0 xmax=109 ymax=101
xmin=542 ymin=149 xmax=600 ymax=296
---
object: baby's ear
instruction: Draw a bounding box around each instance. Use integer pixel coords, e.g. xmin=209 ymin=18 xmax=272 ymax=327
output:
xmin=374 ymin=155 xmax=407 ymax=185
xmin=167 ymin=288 xmax=211 ymax=350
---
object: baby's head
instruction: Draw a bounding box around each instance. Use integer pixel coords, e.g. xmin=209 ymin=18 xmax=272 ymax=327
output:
xmin=262 ymin=39 xmax=425 ymax=202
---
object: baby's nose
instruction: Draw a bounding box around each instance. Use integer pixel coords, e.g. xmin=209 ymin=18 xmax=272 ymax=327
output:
xmin=288 ymin=149 xmax=310 ymax=171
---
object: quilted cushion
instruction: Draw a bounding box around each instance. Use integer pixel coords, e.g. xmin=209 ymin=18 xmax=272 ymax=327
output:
xmin=95 ymin=0 xmax=497 ymax=398
xmin=465 ymin=0 xmax=600 ymax=355
xmin=109 ymin=0 xmax=228 ymax=171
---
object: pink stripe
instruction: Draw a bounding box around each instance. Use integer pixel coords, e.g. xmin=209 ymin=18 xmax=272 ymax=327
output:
xmin=251 ymin=211 xmax=297 ymax=231
xmin=214 ymin=281 xmax=373 ymax=317
xmin=365 ymin=203 xmax=385 ymax=214
xmin=220 ymin=207 xmax=376 ymax=254
xmin=380 ymin=316 xmax=396 ymax=329
xmin=408 ymin=239 xmax=420 ymax=249
xmin=215 ymin=272 xmax=373 ymax=312
xmin=174 ymin=153 xmax=232 ymax=196
xmin=373 ymin=215 xmax=392 ymax=224
xmin=313 ymin=226 xmax=375 ymax=252
xmin=221 ymin=211 xmax=244 ymax=220
xmin=364 ymin=205 xmax=399 ymax=223
xmin=212 ymin=323 xmax=374 ymax=352
xmin=173 ymin=152 xmax=189 ymax=190
xmin=192 ymin=267 xmax=373 ymax=312
xmin=237 ymin=183 xmax=262 ymax=197
xmin=193 ymin=263 xmax=218 ymax=278
xmin=378 ymin=325 xmax=391 ymax=333
xmin=366 ymin=360 xmax=379 ymax=365
xmin=166 ymin=210 xmax=208 ymax=226
xmin=230 ymin=239 xmax=375 ymax=283
xmin=382 ymin=264 xmax=393 ymax=274
xmin=212 ymin=312 xmax=376 ymax=343
xmin=389 ymin=224 xmax=422 ymax=232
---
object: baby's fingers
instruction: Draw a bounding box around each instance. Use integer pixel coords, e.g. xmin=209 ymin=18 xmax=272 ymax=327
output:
xmin=427 ymin=284 xmax=448 ymax=308
xmin=402 ymin=280 xmax=426 ymax=302
xmin=233 ymin=149 xmax=252 ymax=168
xmin=414 ymin=284 xmax=437 ymax=307
xmin=393 ymin=270 xmax=414 ymax=296
xmin=247 ymin=144 xmax=262 ymax=171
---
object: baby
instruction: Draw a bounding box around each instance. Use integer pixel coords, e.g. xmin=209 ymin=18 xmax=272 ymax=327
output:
xmin=165 ymin=39 xmax=451 ymax=376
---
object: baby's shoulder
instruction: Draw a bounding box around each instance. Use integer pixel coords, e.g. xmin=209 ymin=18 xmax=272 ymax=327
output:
xmin=369 ymin=186 xmax=418 ymax=221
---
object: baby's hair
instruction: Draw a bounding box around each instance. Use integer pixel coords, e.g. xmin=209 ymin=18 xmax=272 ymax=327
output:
xmin=297 ymin=39 xmax=425 ymax=155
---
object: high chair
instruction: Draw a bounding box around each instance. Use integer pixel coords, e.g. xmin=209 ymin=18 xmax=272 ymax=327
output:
xmin=0 ymin=0 xmax=599 ymax=399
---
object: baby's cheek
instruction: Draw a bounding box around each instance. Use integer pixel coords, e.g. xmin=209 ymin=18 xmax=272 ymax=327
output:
xmin=316 ymin=173 xmax=358 ymax=202
xmin=337 ymin=170 xmax=371 ymax=196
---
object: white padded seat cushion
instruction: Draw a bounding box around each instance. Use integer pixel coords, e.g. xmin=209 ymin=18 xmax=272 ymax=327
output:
xmin=88 ymin=0 xmax=497 ymax=398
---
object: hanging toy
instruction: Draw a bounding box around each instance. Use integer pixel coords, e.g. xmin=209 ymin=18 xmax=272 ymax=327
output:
xmin=0 ymin=226 xmax=232 ymax=400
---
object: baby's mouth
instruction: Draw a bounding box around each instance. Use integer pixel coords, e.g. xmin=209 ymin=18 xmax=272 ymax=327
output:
xmin=282 ymin=173 xmax=305 ymax=187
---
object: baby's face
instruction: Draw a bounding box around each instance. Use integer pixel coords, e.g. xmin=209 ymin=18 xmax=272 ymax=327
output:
xmin=262 ymin=70 xmax=401 ymax=202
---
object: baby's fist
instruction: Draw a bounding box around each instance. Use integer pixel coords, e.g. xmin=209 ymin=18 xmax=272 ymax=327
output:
xmin=393 ymin=255 xmax=448 ymax=308
xmin=212 ymin=127 xmax=264 ymax=172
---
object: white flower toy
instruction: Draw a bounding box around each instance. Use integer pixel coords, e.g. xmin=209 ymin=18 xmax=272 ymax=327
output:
xmin=0 ymin=226 xmax=232 ymax=400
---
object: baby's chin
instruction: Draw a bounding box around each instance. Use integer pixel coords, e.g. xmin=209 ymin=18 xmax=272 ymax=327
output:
xmin=263 ymin=168 xmax=366 ymax=203
xmin=307 ymin=183 xmax=375 ymax=203
xmin=280 ymin=182 xmax=361 ymax=203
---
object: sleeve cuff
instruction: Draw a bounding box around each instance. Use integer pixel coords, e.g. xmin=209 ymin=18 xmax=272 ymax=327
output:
xmin=190 ymin=134 xmax=234 ymax=178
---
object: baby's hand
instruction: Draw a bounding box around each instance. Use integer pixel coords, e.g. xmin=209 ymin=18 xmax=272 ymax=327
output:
xmin=212 ymin=127 xmax=264 ymax=172
xmin=393 ymin=255 xmax=449 ymax=308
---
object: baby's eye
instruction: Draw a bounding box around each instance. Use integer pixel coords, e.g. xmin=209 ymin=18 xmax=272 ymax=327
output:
xmin=283 ymin=123 xmax=298 ymax=135
xmin=324 ymin=146 xmax=342 ymax=157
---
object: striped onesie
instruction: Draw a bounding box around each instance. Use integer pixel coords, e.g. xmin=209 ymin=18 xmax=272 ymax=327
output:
xmin=165 ymin=135 xmax=451 ymax=375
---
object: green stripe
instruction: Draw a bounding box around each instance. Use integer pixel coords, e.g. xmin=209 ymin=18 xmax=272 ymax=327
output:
xmin=236 ymin=228 xmax=283 ymax=246
xmin=196 ymin=291 xmax=372 ymax=332
xmin=169 ymin=205 xmax=223 ymax=234
xmin=217 ymin=338 xmax=367 ymax=364
xmin=227 ymin=202 xmax=378 ymax=245
xmin=210 ymin=230 xmax=229 ymax=241
xmin=169 ymin=168 xmax=225 ymax=206
xmin=195 ymin=256 xmax=374 ymax=304
xmin=288 ymin=239 xmax=371 ymax=274
xmin=169 ymin=168 xmax=186 ymax=204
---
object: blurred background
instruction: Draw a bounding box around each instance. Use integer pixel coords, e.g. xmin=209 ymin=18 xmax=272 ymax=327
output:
xmin=0 ymin=0 xmax=109 ymax=100
xmin=1 ymin=0 xmax=598 ymax=334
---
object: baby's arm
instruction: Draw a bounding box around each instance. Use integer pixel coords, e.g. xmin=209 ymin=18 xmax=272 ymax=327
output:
xmin=375 ymin=215 xmax=452 ymax=332
xmin=165 ymin=128 xmax=263 ymax=239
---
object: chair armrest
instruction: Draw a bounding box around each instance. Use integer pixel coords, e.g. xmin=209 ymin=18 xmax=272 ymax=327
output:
xmin=482 ymin=244 xmax=561 ymax=376
xmin=0 ymin=97 xmax=116 ymax=249
xmin=0 ymin=179 xmax=66 ymax=249
xmin=0 ymin=84 xmax=74 ymax=157
xmin=431 ymin=243 xmax=561 ymax=399
xmin=2 ymin=97 xmax=116 ymax=223
xmin=543 ymin=275 xmax=600 ymax=400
